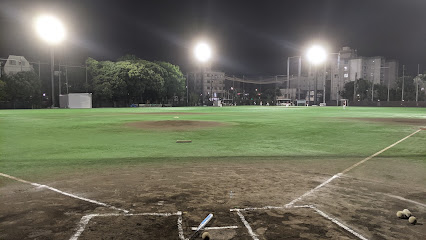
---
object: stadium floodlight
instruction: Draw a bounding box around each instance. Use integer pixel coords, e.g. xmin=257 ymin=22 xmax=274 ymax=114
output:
xmin=35 ymin=15 xmax=66 ymax=108
xmin=194 ymin=42 xmax=212 ymax=63
xmin=194 ymin=42 xmax=212 ymax=105
xmin=306 ymin=45 xmax=327 ymax=105
xmin=306 ymin=45 xmax=327 ymax=65
xmin=35 ymin=15 xmax=66 ymax=45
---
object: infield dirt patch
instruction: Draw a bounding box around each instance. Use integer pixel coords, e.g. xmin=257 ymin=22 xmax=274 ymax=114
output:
xmin=125 ymin=120 xmax=228 ymax=131
xmin=342 ymin=117 xmax=426 ymax=126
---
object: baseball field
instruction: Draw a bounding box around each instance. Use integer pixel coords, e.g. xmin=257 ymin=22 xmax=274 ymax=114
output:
xmin=0 ymin=106 xmax=425 ymax=240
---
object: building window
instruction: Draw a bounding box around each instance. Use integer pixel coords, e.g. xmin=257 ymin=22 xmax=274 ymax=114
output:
xmin=344 ymin=73 xmax=348 ymax=78
xmin=334 ymin=74 xmax=338 ymax=78
xmin=344 ymin=66 xmax=348 ymax=71
xmin=9 ymin=60 xmax=16 ymax=65
xmin=207 ymin=80 xmax=210 ymax=83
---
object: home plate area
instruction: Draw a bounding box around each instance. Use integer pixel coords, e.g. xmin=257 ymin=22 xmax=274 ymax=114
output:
xmin=71 ymin=207 xmax=362 ymax=240
xmin=72 ymin=210 xmax=245 ymax=240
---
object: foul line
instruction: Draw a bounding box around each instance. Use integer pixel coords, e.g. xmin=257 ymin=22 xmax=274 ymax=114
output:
xmin=69 ymin=211 xmax=182 ymax=240
xmin=0 ymin=172 xmax=129 ymax=213
xmin=232 ymin=129 xmax=421 ymax=239
xmin=287 ymin=128 xmax=421 ymax=207
xmin=341 ymin=129 xmax=421 ymax=174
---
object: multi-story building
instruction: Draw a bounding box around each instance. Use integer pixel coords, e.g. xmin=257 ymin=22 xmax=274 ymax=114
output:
xmin=286 ymin=46 xmax=399 ymax=102
xmin=188 ymin=67 xmax=226 ymax=104
xmin=3 ymin=55 xmax=34 ymax=75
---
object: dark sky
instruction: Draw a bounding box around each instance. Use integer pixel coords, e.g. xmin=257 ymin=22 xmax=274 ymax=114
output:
xmin=1 ymin=0 xmax=426 ymax=75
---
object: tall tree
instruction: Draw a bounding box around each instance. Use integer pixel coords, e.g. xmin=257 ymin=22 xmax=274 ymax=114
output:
xmin=3 ymin=71 xmax=41 ymax=108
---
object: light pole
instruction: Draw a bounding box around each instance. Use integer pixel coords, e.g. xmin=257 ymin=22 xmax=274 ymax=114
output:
xmin=287 ymin=56 xmax=302 ymax=100
xmin=326 ymin=53 xmax=341 ymax=105
xmin=35 ymin=15 xmax=66 ymax=108
xmin=306 ymin=45 xmax=327 ymax=105
xmin=194 ymin=42 xmax=212 ymax=106
xmin=401 ymin=65 xmax=405 ymax=101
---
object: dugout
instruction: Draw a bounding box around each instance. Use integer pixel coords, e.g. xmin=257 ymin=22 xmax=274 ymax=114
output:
xmin=59 ymin=93 xmax=92 ymax=108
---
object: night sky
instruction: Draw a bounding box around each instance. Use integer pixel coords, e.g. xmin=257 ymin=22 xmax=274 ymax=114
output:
xmin=1 ymin=0 xmax=426 ymax=75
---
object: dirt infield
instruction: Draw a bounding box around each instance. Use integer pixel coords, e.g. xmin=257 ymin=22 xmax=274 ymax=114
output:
xmin=1 ymin=154 xmax=425 ymax=239
xmin=343 ymin=117 xmax=426 ymax=126
xmin=125 ymin=120 xmax=228 ymax=131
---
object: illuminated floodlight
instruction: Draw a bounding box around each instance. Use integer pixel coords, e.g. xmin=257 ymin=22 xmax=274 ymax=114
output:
xmin=35 ymin=15 xmax=66 ymax=44
xmin=194 ymin=42 xmax=212 ymax=62
xmin=306 ymin=45 xmax=327 ymax=65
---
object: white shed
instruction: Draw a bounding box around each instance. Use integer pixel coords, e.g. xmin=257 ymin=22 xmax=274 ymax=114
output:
xmin=60 ymin=93 xmax=92 ymax=108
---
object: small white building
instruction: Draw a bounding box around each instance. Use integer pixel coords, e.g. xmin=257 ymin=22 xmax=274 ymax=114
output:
xmin=3 ymin=55 xmax=34 ymax=75
xmin=59 ymin=93 xmax=92 ymax=108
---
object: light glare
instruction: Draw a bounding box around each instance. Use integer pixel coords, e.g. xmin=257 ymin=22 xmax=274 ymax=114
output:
xmin=35 ymin=15 xmax=66 ymax=44
xmin=307 ymin=45 xmax=327 ymax=65
xmin=194 ymin=43 xmax=211 ymax=62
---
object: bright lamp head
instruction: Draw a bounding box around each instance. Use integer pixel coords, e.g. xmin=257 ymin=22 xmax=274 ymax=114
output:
xmin=194 ymin=42 xmax=211 ymax=62
xmin=307 ymin=45 xmax=327 ymax=65
xmin=35 ymin=15 xmax=66 ymax=45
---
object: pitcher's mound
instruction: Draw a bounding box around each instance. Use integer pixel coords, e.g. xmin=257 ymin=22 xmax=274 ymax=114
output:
xmin=125 ymin=120 xmax=227 ymax=131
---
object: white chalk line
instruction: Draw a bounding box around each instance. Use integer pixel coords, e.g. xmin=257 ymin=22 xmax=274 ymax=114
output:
xmin=70 ymin=211 xmax=182 ymax=240
xmin=177 ymin=211 xmax=185 ymax=240
xmin=383 ymin=194 xmax=426 ymax=208
xmin=0 ymin=172 xmax=129 ymax=213
xmin=298 ymin=205 xmax=369 ymax=240
xmin=191 ymin=226 xmax=238 ymax=231
xmin=235 ymin=210 xmax=259 ymax=240
xmin=341 ymin=129 xmax=422 ymax=174
xmin=285 ymin=173 xmax=342 ymax=207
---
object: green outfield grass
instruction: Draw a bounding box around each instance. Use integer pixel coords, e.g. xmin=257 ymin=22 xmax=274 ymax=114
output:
xmin=1 ymin=106 xmax=425 ymax=177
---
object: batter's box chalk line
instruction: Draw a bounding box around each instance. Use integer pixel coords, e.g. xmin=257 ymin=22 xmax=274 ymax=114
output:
xmin=69 ymin=211 xmax=184 ymax=240
xmin=0 ymin=172 xmax=129 ymax=213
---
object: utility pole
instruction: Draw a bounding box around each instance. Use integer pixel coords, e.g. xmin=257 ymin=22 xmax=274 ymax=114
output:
xmin=58 ymin=59 xmax=61 ymax=98
xmin=186 ymin=73 xmax=189 ymax=106
xmin=314 ymin=66 xmax=318 ymax=104
xmin=50 ymin=47 xmax=55 ymax=108
xmin=287 ymin=57 xmax=290 ymax=89
xmin=298 ymin=56 xmax=302 ymax=99
xmin=85 ymin=63 xmax=88 ymax=92
xmin=66 ymin=63 xmax=68 ymax=94
xmin=401 ymin=65 xmax=405 ymax=101
xmin=416 ymin=64 xmax=420 ymax=102
xmin=353 ymin=72 xmax=357 ymax=102
xmin=323 ymin=62 xmax=326 ymax=104
xmin=336 ymin=53 xmax=341 ymax=106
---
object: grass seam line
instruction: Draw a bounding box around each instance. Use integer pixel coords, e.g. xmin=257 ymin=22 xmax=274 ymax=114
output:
xmin=0 ymin=172 xmax=129 ymax=213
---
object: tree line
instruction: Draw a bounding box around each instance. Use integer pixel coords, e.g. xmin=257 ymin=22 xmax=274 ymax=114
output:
xmin=86 ymin=55 xmax=186 ymax=106
xmin=0 ymin=55 xmax=186 ymax=108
